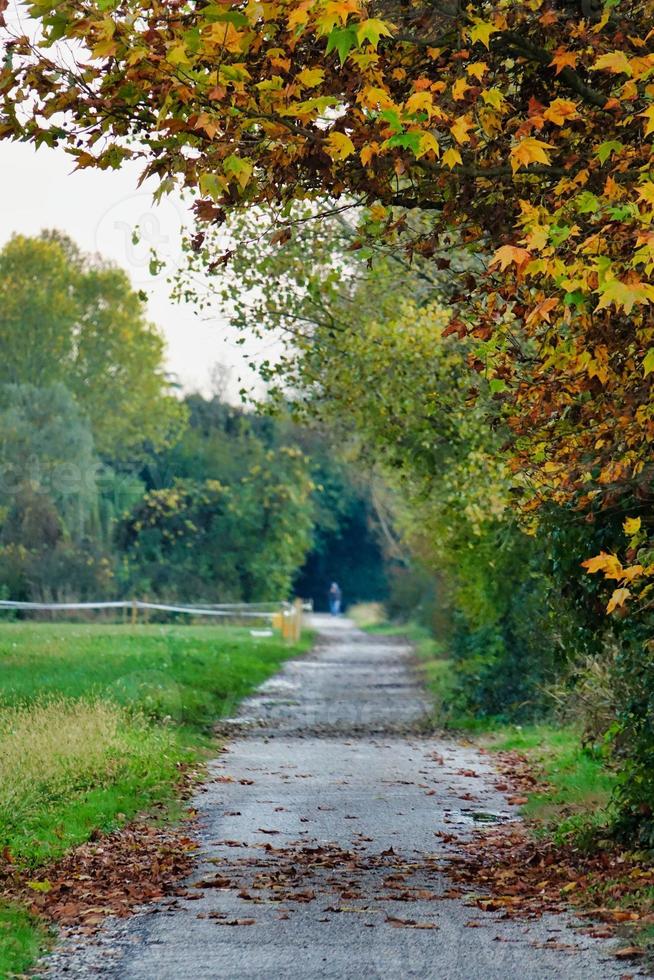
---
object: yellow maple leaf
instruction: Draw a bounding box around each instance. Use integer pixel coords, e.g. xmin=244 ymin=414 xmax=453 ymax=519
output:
xmin=581 ymin=551 xmax=624 ymax=578
xmin=404 ymin=91 xmax=433 ymax=116
xmin=591 ymin=51 xmax=633 ymax=76
xmin=287 ymin=3 xmax=311 ymax=30
xmin=442 ymin=147 xmax=462 ymax=169
xmin=490 ymin=245 xmax=532 ymax=271
xmin=607 ymin=587 xmax=631 ymax=614
xmin=595 ymin=278 xmax=654 ymax=315
xmin=296 ymin=68 xmax=325 ymax=88
xmin=543 ymin=99 xmax=578 ymax=126
xmin=325 ymin=131 xmax=355 ymax=160
xmin=450 ymin=115 xmax=473 ymax=145
xmin=637 ymin=181 xmax=654 ymax=206
xmin=640 ymin=105 xmax=654 ymax=137
xmin=466 ymin=62 xmax=488 ymax=80
xmin=468 ymin=19 xmax=498 ymax=49
xmin=510 ymin=137 xmax=554 ymax=173
xmin=166 ymin=42 xmax=189 ymax=65
xmin=624 ymin=516 xmax=642 ymax=536
xmin=451 ymin=77 xmax=470 ymax=101
xmin=360 ymin=142 xmax=379 ymax=166
xmin=368 ymin=203 xmax=387 ymax=222
xmin=481 ymin=88 xmax=505 ymax=110
xmin=358 ymin=85 xmax=395 ymax=110
xmin=415 ymin=132 xmax=440 ymax=159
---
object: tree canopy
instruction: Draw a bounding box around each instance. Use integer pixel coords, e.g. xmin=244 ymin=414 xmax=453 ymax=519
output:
xmin=0 ymin=233 xmax=186 ymax=458
xmin=3 ymin=1 xmax=654 ymax=525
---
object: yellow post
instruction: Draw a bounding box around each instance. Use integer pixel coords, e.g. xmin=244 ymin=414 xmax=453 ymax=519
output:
xmin=131 ymin=599 xmax=138 ymax=626
xmin=282 ymin=606 xmax=292 ymax=642
xmin=293 ymin=597 xmax=303 ymax=642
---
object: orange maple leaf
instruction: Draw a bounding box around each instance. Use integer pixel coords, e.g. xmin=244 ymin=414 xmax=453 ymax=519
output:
xmin=550 ymin=48 xmax=578 ymax=75
xmin=490 ymin=245 xmax=532 ymax=271
xmin=510 ymin=137 xmax=554 ymax=173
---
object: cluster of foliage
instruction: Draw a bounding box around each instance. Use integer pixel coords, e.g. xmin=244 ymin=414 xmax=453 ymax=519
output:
xmin=139 ymin=394 xmax=388 ymax=605
xmin=118 ymin=449 xmax=315 ymax=602
xmin=0 ymin=233 xmax=184 ymax=602
xmin=5 ymin=0 xmax=654 ymax=515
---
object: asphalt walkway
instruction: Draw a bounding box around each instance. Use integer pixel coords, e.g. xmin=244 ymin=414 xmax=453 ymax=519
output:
xmin=42 ymin=617 xmax=642 ymax=979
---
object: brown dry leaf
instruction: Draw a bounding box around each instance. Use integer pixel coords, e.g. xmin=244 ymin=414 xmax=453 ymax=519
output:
xmin=614 ymin=947 xmax=644 ymax=959
xmin=386 ymin=915 xmax=438 ymax=929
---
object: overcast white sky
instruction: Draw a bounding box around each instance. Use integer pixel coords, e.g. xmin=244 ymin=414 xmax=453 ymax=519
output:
xmin=1 ymin=139 xmax=266 ymax=400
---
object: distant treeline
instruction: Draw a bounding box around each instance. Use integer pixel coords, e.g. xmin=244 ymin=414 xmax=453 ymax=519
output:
xmin=0 ymin=232 xmax=387 ymax=609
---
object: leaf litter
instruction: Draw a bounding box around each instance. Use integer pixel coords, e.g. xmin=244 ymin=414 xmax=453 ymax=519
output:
xmin=0 ymin=822 xmax=198 ymax=933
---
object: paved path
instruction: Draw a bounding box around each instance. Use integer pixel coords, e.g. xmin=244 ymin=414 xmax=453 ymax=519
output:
xmin=43 ymin=617 xmax=643 ymax=979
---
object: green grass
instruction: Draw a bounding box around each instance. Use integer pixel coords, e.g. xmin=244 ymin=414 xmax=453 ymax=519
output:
xmin=483 ymin=723 xmax=616 ymax=838
xmin=0 ymin=623 xmax=306 ymax=727
xmin=0 ymin=904 xmax=52 ymax=979
xmin=0 ymin=622 xmax=310 ymax=976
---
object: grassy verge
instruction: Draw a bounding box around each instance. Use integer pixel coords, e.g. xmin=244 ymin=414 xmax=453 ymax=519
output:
xmin=483 ymin=724 xmax=615 ymax=840
xmin=0 ymin=904 xmax=51 ymax=979
xmin=0 ymin=622 xmax=310 ymax=976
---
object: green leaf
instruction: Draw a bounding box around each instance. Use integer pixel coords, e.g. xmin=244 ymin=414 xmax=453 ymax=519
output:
xmin=356 ymin=18 xmax=392 ymax=49
xmin=325 ymin=27 xmax=358 ymax=64
xmin=575 ymin=191 xmax=599 ymax=214
xmin=382 ymin=131 xmax=422 ymax=153
xmin=199 ymin=172 xmax=222 ymax=200
xmin=596 ymin=140 xmax=624 ymax=164
xmin=643 ymin=349 xmax=654 ymax=376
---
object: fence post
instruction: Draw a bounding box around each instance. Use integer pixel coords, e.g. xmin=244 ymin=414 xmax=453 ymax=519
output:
xmin=282 ymin=604 xmax=292 ymax=642
xmin=293 ymin=597 xmax=303 ymax=642
xmin=131 ymin=599 xmax=138 ymax=626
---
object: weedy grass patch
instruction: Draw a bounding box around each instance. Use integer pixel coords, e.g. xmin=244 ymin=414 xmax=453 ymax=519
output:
xmin=0 ymin=903 xmax=52 ymax=979
xmin=0 ymin=697 xmax=185 ymax=867
xmin=0 ymin=622 xmax=309 ymax=976
xmin=483 ymin=724 xmax=616 ymax=840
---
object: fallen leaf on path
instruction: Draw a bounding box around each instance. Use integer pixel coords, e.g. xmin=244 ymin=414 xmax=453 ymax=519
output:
xmin=614 ymin=947 xmax=644 ymax=959
xmin=386 ymin=915 xmax=439 ymax=929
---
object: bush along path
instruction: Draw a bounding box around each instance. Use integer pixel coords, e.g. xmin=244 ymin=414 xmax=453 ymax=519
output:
xmin=38 ymin=618 xmax=644 ymax=980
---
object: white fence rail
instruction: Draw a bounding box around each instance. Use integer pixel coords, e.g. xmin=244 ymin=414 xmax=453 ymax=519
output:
xmin=0 ymin=597 xmax=313 ymax=640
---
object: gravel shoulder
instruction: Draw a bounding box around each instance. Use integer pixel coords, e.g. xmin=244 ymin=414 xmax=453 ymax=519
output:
xmin=40 ymin=616 xmax=645 ymax=979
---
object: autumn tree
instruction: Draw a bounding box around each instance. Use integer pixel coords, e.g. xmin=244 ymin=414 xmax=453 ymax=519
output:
xmin=3 ymin=1 xmax=654 ymax=515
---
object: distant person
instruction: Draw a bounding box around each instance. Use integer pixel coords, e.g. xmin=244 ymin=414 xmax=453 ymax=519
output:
xmin=328 ymin=582 xmax=342 ymax=616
